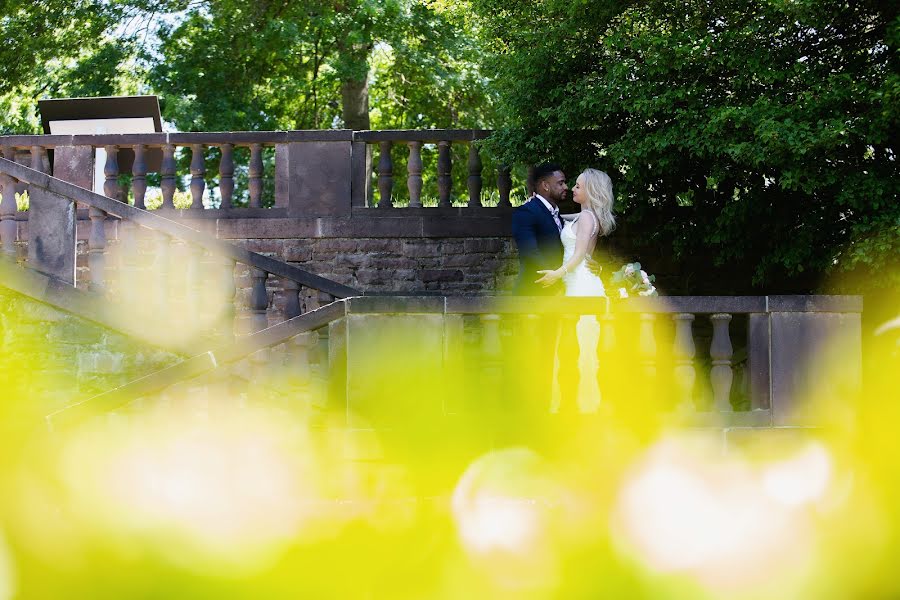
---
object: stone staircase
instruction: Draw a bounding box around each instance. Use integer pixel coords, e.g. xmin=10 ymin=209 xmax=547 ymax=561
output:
xmin=0 ymin=154 xmax=866 ymax=439
xmin=0 ymin=156 xmax=359 ymax=425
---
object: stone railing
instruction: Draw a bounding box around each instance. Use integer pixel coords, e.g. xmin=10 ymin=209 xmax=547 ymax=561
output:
xmin=0 ymin=129 xmax=520 ymax=216
xmin=0 ymin=157 xmax=359 ymax=345
xmin=47 ymin=294 xmax=863 ymax=431
xmin=0 ymin=130 xmax=536 ymax=296
xmin=352 ymin=129 xmax=509 ymax=209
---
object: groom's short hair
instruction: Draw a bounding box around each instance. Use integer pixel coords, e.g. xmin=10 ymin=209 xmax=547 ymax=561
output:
xmin=532 ymin=163 xmax=563 ymax=187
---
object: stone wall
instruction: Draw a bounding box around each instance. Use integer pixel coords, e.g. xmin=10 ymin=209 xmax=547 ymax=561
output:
xmin=236 ymin=237 xmax=517 ymax=294
xmin=13 ymin=209 xmax=684 ymax=298
xmin=0 ymin=287 xmax=179 ymax=413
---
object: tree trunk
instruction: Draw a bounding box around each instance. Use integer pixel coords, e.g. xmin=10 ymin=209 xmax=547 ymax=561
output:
xmin=337 ymin=37 xmax=371 ymax=130
xmin=341 ymin=73 xmax=370 ymax=130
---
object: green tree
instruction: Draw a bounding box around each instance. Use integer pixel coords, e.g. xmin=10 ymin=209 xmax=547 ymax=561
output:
xmin=150 ymin=0 xmax=494 ymax=132
xmin=472 ymin=0 xmax=899 ymax=291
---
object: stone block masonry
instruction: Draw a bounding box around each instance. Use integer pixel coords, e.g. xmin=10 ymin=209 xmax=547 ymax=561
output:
xmin=0 ymin=288 xmax=179 ymax=411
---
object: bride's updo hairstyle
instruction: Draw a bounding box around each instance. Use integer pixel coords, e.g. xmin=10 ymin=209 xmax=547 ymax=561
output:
xmin=579 ymin=168 xmax=616 ymax=236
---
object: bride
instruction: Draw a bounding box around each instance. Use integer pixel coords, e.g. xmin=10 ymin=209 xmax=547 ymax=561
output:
xmin=535 ymin=168 xmax=616 ymax=411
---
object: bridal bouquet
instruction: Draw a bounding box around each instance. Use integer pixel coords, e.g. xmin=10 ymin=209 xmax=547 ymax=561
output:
xmin=611 ymin=262 xmax=658 ymax=297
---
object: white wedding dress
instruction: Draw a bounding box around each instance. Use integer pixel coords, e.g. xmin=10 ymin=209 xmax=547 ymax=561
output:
xmin=553 ymin=216 xmax=605 ymax=412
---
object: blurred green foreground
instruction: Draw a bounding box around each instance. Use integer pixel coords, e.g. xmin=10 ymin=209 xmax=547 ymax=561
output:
xmin=0 ymin=284 xmax=898 ymax=599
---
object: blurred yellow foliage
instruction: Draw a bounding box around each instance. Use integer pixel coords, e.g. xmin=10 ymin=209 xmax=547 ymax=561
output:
xmin=0 ymin=279 xmax=897 ymax=598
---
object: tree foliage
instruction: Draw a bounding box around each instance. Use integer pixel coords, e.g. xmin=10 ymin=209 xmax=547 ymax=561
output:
xmin=149 ymin=0 xmax=495 ymax=131
xmin=472 ymin=0 xmax=899 ymax=291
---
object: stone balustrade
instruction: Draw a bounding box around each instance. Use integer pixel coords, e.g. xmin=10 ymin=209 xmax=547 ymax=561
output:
xmin=0 ymin=129 xmax=520 ymax=214
xmin=47 ymin=294 xmax=863 ymax=431
xmin=328 ymin=296 xmax=862 ymax=429
xmin=0 ymin=156 xmax=358 ymax=347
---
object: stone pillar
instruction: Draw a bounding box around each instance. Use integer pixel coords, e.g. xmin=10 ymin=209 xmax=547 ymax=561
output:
xmin=27 ymin=145 xmax=86 ymax=284
xmin=277 ymin=141 xmax=352 ymax=218
xmin=769 ymin=296 xmax=863 ymax=426
xmin=27 ymin=187 xmax=76 ymax=284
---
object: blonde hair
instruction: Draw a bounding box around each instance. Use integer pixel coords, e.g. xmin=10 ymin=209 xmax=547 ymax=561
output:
xmin=578 ymin=168 xmax=616 ymax=237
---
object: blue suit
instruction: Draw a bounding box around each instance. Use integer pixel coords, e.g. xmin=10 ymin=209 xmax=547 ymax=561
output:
xmin=511 ymin=197 xmax=563 ymax=296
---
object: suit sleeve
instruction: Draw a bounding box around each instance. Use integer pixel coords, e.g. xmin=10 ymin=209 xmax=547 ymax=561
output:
xmin=512 ymin=208 xmax=539 ymax=260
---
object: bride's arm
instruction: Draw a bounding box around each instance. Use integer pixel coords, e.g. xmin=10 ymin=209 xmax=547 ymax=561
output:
xmin=560 ymin=213 xmax=578 ymax=222
xmin=535 ymin=213 xmax=596 ymax=287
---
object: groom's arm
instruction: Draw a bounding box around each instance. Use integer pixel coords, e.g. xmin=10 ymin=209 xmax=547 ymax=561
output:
xmin=511 ymin=208 xmax=540 ymax=260
xmin=512 ymin=210 xmax=544 ymax=270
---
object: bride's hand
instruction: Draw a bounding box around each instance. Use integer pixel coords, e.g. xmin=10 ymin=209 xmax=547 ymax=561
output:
xmin=535 ymin=269 xmax=563 ymax=287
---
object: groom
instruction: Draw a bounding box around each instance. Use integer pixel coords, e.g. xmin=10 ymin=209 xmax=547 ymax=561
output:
xmin=511 ymin=163 xmax=579 ymax=414
xmin=511 ymin=163 xmax=568 ymax=296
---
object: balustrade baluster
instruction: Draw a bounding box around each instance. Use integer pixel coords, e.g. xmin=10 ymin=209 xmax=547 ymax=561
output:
xmin=377 ymin=141 xmax=393 ymax=208
xmin=249 ymin=267 xmax=269 ymax=333
xmin=289 ymin=331 xmax=317 ymax=397
xmin=497 ymin=165 xmax=512 ymax=208
xmin=710 ymin=313 xmax=734 ymax=412
xmin=30 ymin=145 xmax=47 ymax=174
xmin=132 ymin=144 xmax=147 ymax=209
xmin=467 ymin=143 xmax=483 ymax=208
xmin=187 ymin=244 xmax=205 ymax=328
xmin=220 ymin=256 xmax=236 ymax=342
xmin=599 ymin=314 xmax=616 ymax=356
xmin=596 ymin=313 xmax=618 ymax=401
xmin=284 ymin=279 xmax=302 ymax=319
xmin=190 ymin=144 xmax=206 ymax=210
xmin=119 ymin=216 xmax=140 ymax=311
xmin=161 ymin=144 xmax=177 ymax=210
xmin=154 ymin=231 xmax=170 ymax=314
xmin=638 ymin=313 xmax=657 ymax=379
xmin=480 ymin=314 xmax=503 ymax=389
xmin=219 ymin=143 xmax=234 ymax=209
xmin=103 ymin=145 xmax=119 ymax=200
xmin=168 ymin=239 xmax=190 ymax=330
xmin=249 ymin=143 xmax=263 ymax=208
xmin=0 ymin=146 xmax=16 ymax=257
xmin=407 ymin=141 xmax=423 ymax=208
xmin=437 ymin=141 xmax=452 ymax=207
xmin=247 ymin=267 xmax=270 ymax=388
xmin=443 ymin=313 xmax=466 ymax=414
xmin=88 ymin=206 xmax=108 ymax=293
xmin=672 ymin=313 xmax=696 ymax=411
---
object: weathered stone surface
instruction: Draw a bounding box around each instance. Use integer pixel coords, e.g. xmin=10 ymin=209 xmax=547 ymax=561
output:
xmin=769 ymin=310 xmax=862 ymax=426
xmin=0 ymin=287 xmax=179 ymax=408
xmin=420 ymin=269 xmax=464 ymax=282
xmin=281 ymin=141 xmax=352 ymax=218
xmin=19 ymin=210 xmax=520 ymax=296
xmin=27 ymin=187 xmax=76 ymax=284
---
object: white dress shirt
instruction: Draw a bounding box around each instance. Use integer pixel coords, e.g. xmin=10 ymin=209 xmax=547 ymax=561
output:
xmin=534 ymin=194 xmax=562 ymax=232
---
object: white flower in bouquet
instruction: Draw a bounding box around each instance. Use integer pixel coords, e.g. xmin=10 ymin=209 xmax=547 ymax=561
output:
xmin=610 ymin=262 xmax=659 ymax=297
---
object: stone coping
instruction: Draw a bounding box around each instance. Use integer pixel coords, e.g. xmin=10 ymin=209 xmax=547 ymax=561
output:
xmin=0 ymin=130 xmax=354 ymax=148
xmin=340 ymin=295 xmax=863 ymax=315
xmin=0 ymin=129 xmax=496 ymax=149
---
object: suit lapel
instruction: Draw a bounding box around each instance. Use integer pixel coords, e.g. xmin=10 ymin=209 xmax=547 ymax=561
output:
xmin=528 ymin=196 xmax=558 ymax=233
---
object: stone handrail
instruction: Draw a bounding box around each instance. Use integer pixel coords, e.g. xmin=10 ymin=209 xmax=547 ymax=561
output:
xmin=0 ymin=157 xmax=358 ymax=298
xmin=46 ymin=300 xmax=348 ymax=429
xmin=46 ymin=294 xmax=862 ymax=429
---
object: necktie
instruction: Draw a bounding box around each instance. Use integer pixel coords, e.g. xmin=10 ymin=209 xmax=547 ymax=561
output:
xmin=552 ymin=209 xmax=562 ymax=232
